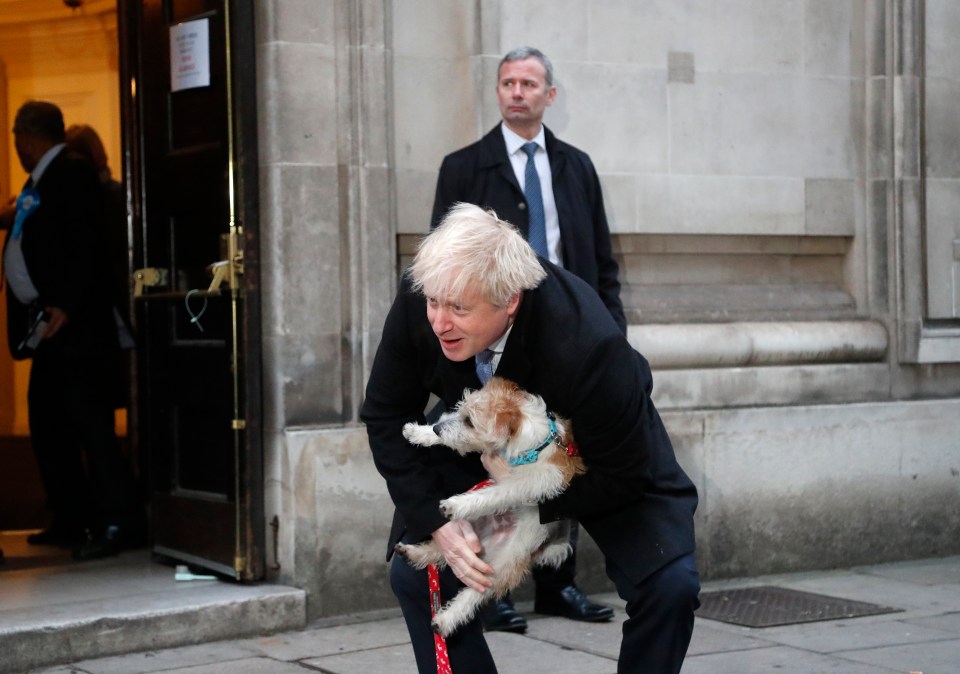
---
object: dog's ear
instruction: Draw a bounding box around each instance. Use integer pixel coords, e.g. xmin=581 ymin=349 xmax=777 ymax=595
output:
xmin=493 ymin=406 xmax=522 ymax=441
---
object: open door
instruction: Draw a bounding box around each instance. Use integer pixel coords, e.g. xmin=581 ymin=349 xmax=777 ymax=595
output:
xmin=121 ymin=0 xmax=262 ymax=580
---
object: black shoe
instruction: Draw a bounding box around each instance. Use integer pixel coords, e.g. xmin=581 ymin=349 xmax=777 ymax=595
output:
xmin=534 ymin=585 xmax=614 ymax=622
xmin=480 ymin=597 xmax=528 ymax=633
xmin=27 ymin=523 xmax=86 ymax=548
xmin=72 ymin=525 xmax=123 ymax=561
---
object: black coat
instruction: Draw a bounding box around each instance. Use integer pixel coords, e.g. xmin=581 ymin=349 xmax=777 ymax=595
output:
xmin=3 ymin=149 xmax=118 ymax=362
xmin=431 ymin=124 xmax=626 ymax=333
xmin=361 ymin=262 xmax=697 ymax=584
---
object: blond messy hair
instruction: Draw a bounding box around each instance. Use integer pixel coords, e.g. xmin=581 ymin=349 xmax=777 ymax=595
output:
xmin=409 ymin=203 xmax=546 ymax=307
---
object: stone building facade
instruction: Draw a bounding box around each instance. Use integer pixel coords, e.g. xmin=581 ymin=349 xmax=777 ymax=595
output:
xmin=255 ymin=0 xmax=960 ymax=618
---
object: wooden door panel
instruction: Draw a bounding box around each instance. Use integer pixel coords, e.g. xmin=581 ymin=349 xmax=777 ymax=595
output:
xmin=126 ymin=0 xmax=261 ymax=579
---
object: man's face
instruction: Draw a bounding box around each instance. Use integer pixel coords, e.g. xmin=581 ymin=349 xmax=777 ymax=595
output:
xmin=496 ymin=57 xmax=556 ymax=136
xmin=13 ymin=130 xmax=38 ymax=173
xmin=427 ymin=285 xmax=521 ymax=362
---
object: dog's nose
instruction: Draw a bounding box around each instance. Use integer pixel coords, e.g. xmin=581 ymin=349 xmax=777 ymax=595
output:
xmin=432 ymin=423 xmax=444 ymax=435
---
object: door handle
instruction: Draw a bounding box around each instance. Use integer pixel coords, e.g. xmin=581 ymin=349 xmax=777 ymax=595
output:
xmin=133 ymin=267 xmax=169 ymax=297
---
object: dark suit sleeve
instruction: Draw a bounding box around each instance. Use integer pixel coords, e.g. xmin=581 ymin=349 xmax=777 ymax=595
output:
xmin=34 ymin=157 xmax=107 ymax=320
xmin=540 ymin=336 xmax=678 ymax=521
xmin=430 ymin=154 xmax=461 ymax=230
xmin=360 ymin=290 xmax=450 ymax=542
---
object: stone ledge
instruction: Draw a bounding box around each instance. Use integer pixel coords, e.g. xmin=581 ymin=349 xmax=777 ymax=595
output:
xmin=630 ymin=320 xmax=887 ymax=369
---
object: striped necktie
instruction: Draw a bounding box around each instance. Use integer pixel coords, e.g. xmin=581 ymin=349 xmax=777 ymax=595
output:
xmin=475 ymin=349 xmax=495 ymax=385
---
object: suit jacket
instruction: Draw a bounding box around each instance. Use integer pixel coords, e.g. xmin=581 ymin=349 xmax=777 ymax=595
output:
xmin=361 ymin=262 xmax=697 ymax=584
xmin=3 ymin=149 xmax=118 ymax=362
xmin=431 ymin=124 xmax=627 ymax=332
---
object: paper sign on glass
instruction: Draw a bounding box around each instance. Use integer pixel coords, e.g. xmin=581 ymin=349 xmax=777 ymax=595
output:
xmin=170 ymin=18 xmax=210 ymax=92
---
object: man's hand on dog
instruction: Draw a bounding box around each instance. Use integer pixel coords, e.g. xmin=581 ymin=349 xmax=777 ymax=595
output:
xmin=432 ymin=520 xmax=495 ymax=593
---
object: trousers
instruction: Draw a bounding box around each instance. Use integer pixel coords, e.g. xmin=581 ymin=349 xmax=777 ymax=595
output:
xmin=391 ymin=547 xmax=700 ymax=674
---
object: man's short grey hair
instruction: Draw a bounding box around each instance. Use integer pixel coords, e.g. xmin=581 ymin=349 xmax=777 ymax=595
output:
xmin=499 ymin=47 xmax=554 ymax=87
xmin=409 ymin=203 xmax=547 ymax=307
xmin=13 ymin=100 xmax=66 ymax=143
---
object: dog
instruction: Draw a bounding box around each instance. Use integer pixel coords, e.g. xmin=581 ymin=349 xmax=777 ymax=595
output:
xmin=396 ymin=376 xmax=586 ymax=637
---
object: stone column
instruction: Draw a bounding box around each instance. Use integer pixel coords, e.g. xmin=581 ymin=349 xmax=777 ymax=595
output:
xmin=256 ymin=0 xmax=395 ymax=594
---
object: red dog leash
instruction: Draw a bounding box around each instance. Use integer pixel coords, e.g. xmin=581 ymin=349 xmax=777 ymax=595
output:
xmin=428 ymin=479 xmax=496 ymax=673
xmin=428 ymin=563 xmax=453 ymax=674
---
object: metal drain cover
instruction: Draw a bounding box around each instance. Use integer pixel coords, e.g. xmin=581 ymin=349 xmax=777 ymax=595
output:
xmin=697 ymin=585 xmax=902 ymax=627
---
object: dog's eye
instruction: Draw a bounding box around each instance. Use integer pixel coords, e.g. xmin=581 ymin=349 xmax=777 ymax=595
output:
xmin=463 ymin=416 xmax=473 ymax=428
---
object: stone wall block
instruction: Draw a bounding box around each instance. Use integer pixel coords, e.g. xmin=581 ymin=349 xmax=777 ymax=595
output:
xmin=924 ymin=179 xmax=960 ymax=318
xmin=684 ymin=399 xmax=960 ymax=578
xmin=257 ymin=41 xmax=339 ymax=166
xmin=393 ymin=55 xmax=478 ymax=171
xmin=267 ymin=331 xmax=345 ymax=427
xmin=655 ymin=175 xmax=804 ymax=236
xmin=395 ymin=168 xmax=437 ymax=233
xmin=924 ymin=78 xmax=960 ymax=180
xmin=286 ymin=427 xmax=395 ymax=617
xmin=864 ymin=178 xmax=891 ymax=313
xmin=498 ymin=0 xmax=587 ymax=62
xmin=256 ymin=0 xmax=336 ymax=45
xmin=391 ymin=0 xmax=476 ymax=57
xmin=596 ymin=173 xmax=637 ymax=234
xmin=864 ymin=0 xmax=887 ymax=77
xmin=554 ymin=62 xmax=667 ymax=173
xmin=926 ymin=0 xmax=960 ymax=80
xmin=800 ymin=77 xmax=859 ymax=178
xmin=805 ymin=179 xmax=856 ymax=236
xmin=265 ymin=164 xmax=343 ymax=335
xmin=804 ymin=0 xmax=857 ymax=77
xmin=588 ymin=0 xmax=673 ymax=66
xmin=671 ymin=73 xmax=803 ymax=176
xmin=865 ymin=76 xmax=892 ymax=179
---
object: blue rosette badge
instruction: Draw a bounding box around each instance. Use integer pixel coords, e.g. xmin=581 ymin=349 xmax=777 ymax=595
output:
xmin=12 ymin=187 xmax=40 ymax=238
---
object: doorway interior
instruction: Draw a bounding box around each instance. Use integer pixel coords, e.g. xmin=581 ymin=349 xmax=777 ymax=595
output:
xmin=0 ymin=0 xmax=127 ymax=559
xmin=0 ymin=0 xmax=264 ymax=582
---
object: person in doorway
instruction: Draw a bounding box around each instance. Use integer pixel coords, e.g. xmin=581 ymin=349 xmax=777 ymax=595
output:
xmin=65 ymin=124 xmax=131 ymax=333
xmin=65 ymin=123 xmax=135 ymax=406
xmin=429 ymin=46 xmax=625 ymax=631
xmin=2 ymin=100 xmax=142 ymax=560
xmin=361 ymin=204 xmax=700 ymax=674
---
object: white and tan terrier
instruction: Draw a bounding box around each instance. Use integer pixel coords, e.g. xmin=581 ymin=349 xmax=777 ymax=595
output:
xmin=397 ymin=377 xmax=586 ymax=637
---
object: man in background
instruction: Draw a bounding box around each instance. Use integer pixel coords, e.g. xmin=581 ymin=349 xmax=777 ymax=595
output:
xmin=3 ymin=100 xmax=141 ymax=560
xmin=430 ymin=46 xmax=625 ymax=631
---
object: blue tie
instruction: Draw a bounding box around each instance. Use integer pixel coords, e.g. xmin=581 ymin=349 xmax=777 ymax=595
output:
xmin=521 ymin=142 xmax=547 ymax=257
xmin=475 ymin=349 xmax=495 ymax=385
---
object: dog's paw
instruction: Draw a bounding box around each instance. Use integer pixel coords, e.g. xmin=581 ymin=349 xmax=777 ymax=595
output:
xmin=439 ymin=494 xmax=469 ymax=520
xmin=431 ymin=614 xmax=454 ymax=638
xmin=403 ymin=422 xmax=440 ymax=447
xmin=394 ymin=542 xmax=412 ymax=561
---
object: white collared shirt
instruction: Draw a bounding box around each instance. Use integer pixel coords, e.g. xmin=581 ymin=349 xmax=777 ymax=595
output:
xmin=32 ymin=143 xmax=66 ymax=184
xmin=3 ymin=143 xmax=67 ymax=304
xmin=501 ymin=124 xmax=561 ymax=266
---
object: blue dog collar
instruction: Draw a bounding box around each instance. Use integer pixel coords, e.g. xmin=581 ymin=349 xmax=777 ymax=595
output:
xmin=506 ymin=413 xmax=560 ymax=466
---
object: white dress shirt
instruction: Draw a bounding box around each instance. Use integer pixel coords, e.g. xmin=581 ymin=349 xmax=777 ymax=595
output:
xmin=501 ymin=124 xmax=562 ymax=266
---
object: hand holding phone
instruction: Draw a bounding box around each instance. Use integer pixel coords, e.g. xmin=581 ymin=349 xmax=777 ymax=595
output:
xmin=18 ymin=309 xmax=51 ymax=354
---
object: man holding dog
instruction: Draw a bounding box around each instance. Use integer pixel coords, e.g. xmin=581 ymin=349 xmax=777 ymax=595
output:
xmin=362 ymin=204 xmax=699 ymax=673
xmin=430 ymin=46 xmax=625 ymax=632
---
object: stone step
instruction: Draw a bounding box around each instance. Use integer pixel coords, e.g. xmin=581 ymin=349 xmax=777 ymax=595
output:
xmin=0 ymin=546 xmax=305 ymax=673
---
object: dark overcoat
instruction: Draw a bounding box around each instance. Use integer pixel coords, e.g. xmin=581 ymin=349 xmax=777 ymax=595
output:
xmin=361 ymin=262 xmax=697 ymax=584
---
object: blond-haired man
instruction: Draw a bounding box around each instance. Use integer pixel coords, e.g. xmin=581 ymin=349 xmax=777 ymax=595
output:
xmin=362 ymin=204 xmax=699 ymax=674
